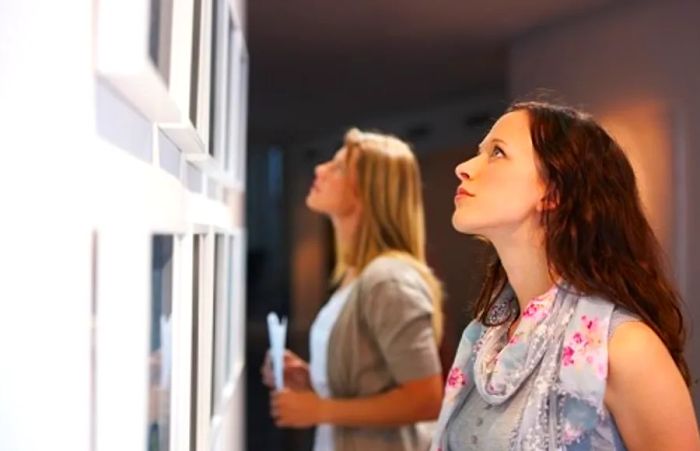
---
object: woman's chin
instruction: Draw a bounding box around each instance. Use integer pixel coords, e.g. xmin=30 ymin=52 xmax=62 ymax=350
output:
xmin=452 ymin=216 xmax=487 ymax=237
xmin=305 ymin=197 xmax=327 ymax=215
xmin=305 ymin=196 xmax=317 ymax=211
xmin=451 ymin=213 xmax=472 ymax=234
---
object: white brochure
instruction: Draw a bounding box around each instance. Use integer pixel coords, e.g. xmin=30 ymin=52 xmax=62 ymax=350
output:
xmin=266 ymin=312 xmax=288 ymax=390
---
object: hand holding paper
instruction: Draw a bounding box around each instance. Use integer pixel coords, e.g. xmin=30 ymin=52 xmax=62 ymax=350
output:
xmin=266 ymin=312 xmax=288 ymax=390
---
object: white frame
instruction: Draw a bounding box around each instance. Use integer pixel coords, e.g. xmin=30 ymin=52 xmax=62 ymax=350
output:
xmin=150 ymin=233 xmax=178 ymax=451
xmin=208 ymin=227 xmax=245 ymax=449
xmin=159 ymin=0 xmax=214 ymax=157
xmin=95 ymin=0 xmax=181 ymax=123
xmin=195 ymin=230 xmax=216 ymax=451
xmin=225 ymin=26 xmax=249 ymax=189
xmin=234 ymin=44 xmax=249 ymax=189
xmin=95 ymin=140 xmax=188 ymax=451
xmin=210 ymin=231 xmax=228 ymax=418
xmin=228 ymin=229 xmax=246 ymax=390
xmin=183 ymin=0 xmax=248 ymax=191
xmin=224 ymin=24 xmax=242 ymax=175
xmin=209 ymin=0 xmax=231 ymax=163
xmin=171 ymin=232 xmax=194 ymax=450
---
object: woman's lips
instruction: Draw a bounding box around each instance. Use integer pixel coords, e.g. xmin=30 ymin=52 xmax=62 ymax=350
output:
xmin=454 ymin=186 xmax=474 ymax=200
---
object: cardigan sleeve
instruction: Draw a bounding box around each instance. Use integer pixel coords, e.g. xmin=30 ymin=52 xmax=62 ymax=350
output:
xmin=360 ymin=276 xmax=442 ymax=384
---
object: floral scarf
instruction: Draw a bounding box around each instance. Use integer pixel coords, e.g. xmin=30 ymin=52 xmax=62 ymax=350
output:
xmin=431 ymin=282 xmax=615 ymax=451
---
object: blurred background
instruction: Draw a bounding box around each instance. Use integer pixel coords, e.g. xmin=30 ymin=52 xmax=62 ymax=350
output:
xmin=244 ymin=0 xmax=700 ymax=449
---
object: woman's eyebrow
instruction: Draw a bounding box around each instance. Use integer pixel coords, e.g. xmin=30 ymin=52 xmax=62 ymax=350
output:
xmin=477 ymin=137 xmax=508 ymax=154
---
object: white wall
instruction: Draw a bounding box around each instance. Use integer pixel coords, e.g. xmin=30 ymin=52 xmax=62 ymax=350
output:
xmin=0 ymin=1 xmax=94 ymax=450
xmin=509 ymin=0 xmax=700 ymax=406
xmin=0 ymin=1 xmax=248 ymax=450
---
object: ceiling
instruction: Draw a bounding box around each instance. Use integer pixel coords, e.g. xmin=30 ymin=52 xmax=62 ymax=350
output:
xmin=247 ymin=0 xmax=622 ymax=146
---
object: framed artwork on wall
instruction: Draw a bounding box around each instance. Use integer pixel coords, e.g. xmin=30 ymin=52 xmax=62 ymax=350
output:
xmin=208 ymin=0 xmax=230 ymax=162
xmin=207 ymin=228 xmax=245 ymax=446
xmin=224 ymin=25 xmax=242 ymax=180
xmin=210 ymin=232 xmax=227 ymax=418
xmin=149 ymin=234 xmax=175 ymax=451
xmin=226 ymin=229 xmax=246 ymax=387
xmin=181 ymin=0 xmax=248 ymax=190
xmin=95 ymin=0 xmax=181 ymax=123
xmin=234 ymin=45 xmax=249 ymax=188
xmin=159 ymin=0 xmax=214 ymax=158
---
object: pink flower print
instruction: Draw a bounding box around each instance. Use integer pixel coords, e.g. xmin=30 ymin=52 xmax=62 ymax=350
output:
xmin=562 ymin=314 xmax=607 ymax=377
xmin=581 ymin=314 xmax=597 ymax=331
xmin=562 ymin=421 xmax=584 ymax=444
xmin=562 ymin=346 xmax=575 ymax=366
xmin=522 ymin=302 xmax=541 ymax=318
xmin=446 ymin=367 xmax=467 ymax=388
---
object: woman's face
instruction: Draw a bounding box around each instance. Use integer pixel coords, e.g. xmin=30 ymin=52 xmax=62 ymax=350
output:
xmin=306 ymin=146 xmax=361 ymax=218
xmin=452 ymin=110 xmax=548 ymax=240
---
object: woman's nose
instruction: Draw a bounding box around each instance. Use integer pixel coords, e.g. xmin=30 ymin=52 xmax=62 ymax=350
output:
xmin=455 ymin=160 xmax=471 ymax=181
xmin=455 ymin=154 xmax=482 ymax=180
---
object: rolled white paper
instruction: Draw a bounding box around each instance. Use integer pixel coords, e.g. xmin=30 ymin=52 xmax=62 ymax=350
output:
xmin=266 ymin=312 xmax=288 ymax=390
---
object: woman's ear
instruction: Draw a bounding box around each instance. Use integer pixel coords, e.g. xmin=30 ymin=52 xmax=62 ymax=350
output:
xmin=537 ymin=189 xmax=558 ymax=212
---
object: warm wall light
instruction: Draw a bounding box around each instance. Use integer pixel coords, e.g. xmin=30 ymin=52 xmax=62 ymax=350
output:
xmin=292 ymin=231 xmax=327 ymax=329
xmin=600 ymin=99 xmax=673 ymax=256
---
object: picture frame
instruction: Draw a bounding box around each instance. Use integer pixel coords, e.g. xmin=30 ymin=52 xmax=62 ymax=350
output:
xmin=210 ymin=232 xmax=228 ymax=418
xmin=225 ymin=229 xmax=246 ymax=389
xmin=225 ymin=25 xmax=249 ymax=189
xmin=159 ymin=0 xmax=214 ymax=158
xmin=183 ymin=0 xmax=249 ymax=190
xmin=148 ymin=234 xmax=176 ymax=451
xmin=95 ymin=0 xmax=181 ymax=123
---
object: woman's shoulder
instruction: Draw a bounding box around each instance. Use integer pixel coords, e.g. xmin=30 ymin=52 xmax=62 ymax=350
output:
xmin=359 ymin=254 xmax=427 ymax=289
xmin=573 ymin=292 xmax=641 ymax=338
xmin=605 ymin=319 xmax=679 ymax=401
xmin=608 ymin=306 xmax=641 ymax=338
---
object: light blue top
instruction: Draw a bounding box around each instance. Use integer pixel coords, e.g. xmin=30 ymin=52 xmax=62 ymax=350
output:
xmin=445 ymin=308 xmax=638 ymax=451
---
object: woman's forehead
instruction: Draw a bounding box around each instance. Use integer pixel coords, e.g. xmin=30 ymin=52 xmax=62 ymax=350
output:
xmin=482 ymin=110 xmax=532 ymax=148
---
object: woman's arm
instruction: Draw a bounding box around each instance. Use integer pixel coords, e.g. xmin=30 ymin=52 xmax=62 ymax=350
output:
xmin=271 ymin=373 xmax=443 ymax=428
xmin=272 ymin=268 xmax=444 ymax=429
xmin=605 ymin=321 xmax=700 ymax=450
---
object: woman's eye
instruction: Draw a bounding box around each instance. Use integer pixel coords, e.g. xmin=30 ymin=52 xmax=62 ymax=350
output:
xmin=491 ymin=146 xmax=505 ymax=158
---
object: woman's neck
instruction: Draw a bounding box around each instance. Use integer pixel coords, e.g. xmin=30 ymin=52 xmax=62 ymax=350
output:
xmin=331 ymin=208 xmax=360 ymax=249
xmin=492 ymin=231 xmax=555 ymax=314
xmin=332 ymin=210 xmax=361 ymax=287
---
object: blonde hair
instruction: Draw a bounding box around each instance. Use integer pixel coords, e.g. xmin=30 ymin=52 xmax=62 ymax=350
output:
xmin=333 ymin=128 xmax=443 ymax=343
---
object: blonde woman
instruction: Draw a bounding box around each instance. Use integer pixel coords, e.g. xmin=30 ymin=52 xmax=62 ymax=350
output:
xmin=261 ymin=128 xmax=444 ymax=451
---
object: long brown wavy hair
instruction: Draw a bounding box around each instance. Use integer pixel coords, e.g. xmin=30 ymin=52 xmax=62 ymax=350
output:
xmin=474 ymin=101 xmax=689 ymax=384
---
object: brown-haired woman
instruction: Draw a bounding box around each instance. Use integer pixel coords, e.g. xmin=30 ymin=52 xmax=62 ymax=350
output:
xmin=432 ymin=102 xmax=699 ymax=450
xmin=262 ymin=128 xmax=444 ymax=451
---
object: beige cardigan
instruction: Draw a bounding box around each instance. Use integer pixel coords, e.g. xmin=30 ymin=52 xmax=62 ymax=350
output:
xmin=327 ymin=256 xmax=442 ymax=451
